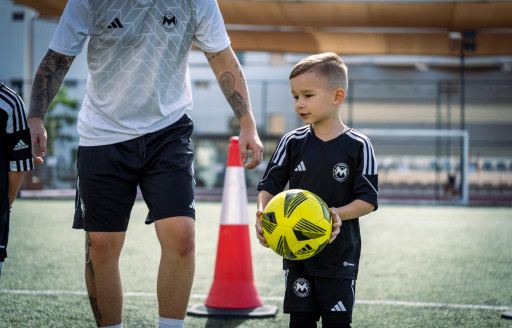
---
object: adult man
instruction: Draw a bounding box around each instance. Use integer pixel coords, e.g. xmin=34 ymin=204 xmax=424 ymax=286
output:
xmin=28 ymin=1 xmax=263 ymax=327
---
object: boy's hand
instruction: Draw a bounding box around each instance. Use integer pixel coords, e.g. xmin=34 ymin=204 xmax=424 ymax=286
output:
xmin=255 ymin=210 xmax=269 ymax=248
xmin=329 ymin=208 xmax=342 ymax=243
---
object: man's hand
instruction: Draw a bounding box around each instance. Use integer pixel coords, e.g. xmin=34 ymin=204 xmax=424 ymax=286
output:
xmin=329 ymin=208 xmax=342 ymax=243
xmin=239 ymin=125 xmax=263 ymax=169
xmin=28 ymin=118 xmax=47 ymax=165
xmin=255 ymin=210 xmax=269 ymax=248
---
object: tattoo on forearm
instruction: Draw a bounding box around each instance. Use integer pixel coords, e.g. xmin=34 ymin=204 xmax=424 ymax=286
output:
xmin=228 ymin=92 xmax=248 ymax=119
xmin=236 ymin=64 xmax=248 ymax=91
xmin=29 ymin=49 xmax=74 ymax=120
xmin=219 ymin=72 xmax=248 ymax=119
xmin=219 ymin=72 xmax=235 ymax=98
xmin=85 ymin=232 xmax=102 ymax=326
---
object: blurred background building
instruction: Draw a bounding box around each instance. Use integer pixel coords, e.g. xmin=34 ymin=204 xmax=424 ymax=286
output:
xmin=1 ymin=0 xmax=511 ymax=205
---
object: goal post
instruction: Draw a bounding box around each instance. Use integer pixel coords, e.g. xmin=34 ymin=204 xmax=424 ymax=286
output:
xmin=360 ymin=129 xmax=469 ymax=205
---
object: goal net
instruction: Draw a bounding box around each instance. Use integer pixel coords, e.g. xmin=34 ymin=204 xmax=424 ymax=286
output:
xmin=362 ymin=129 xmax=469 ymax=205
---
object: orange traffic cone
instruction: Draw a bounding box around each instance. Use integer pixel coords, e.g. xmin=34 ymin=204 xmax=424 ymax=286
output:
xmin=188 ymin=137 xmax=278 ymax=317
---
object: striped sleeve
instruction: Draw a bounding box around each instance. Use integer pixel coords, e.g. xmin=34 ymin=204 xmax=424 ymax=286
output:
xmin=270 ymin=126 xmax=310 ymax=167
xmin=347 ymin=129 xmax=378 ymax=207
xmin=0 ymin=85 xmax=34 ymax=172
xmin=258 ymin=126 xmax=310 ymax=194
xmin=347 ymin=130 xmax=378 ymax=176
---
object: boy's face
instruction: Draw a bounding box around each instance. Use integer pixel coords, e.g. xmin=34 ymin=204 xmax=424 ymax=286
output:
xmin=290 ymin=70 xmax=342 ymax=126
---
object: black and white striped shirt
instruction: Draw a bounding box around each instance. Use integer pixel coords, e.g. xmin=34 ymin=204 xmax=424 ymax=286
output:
xmin=0 ymin=83 xmax=34 ymax=172
xmin=258 ymin=125 xmax=378 ymax=279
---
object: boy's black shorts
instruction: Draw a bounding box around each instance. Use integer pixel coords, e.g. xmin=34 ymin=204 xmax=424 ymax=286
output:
xmin=73 ymin=114 xmax=195 ymax=232
xmin=284 ymin=267 xmax=356 ymax=325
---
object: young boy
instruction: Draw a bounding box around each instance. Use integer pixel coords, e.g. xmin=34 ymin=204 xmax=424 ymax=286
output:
xmin=255 ymin=53 xmax=378 ymax=328
xmin=0 ymin=83 xmax=34 ymax=281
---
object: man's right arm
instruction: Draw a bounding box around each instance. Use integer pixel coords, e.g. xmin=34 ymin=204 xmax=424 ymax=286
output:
xmin=28 ymin=49 xmax=75 ymax=164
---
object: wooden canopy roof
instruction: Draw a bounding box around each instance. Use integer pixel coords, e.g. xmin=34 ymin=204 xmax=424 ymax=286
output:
xmin=13 ymin=0 xmax=512 ymax=56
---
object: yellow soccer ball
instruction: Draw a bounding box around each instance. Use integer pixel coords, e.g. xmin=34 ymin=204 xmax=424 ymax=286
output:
xmin=261 ymin=189 xmax=332 ymax=260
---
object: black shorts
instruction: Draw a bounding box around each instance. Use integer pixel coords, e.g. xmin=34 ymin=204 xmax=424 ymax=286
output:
xmin=73 ymin=114 xmax=195 ymax=232
xmin=284 ymin=267 xmax=356 ymax=325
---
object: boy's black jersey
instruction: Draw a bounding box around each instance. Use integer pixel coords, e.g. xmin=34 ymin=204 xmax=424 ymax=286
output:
xmin=1 ymin=83 xmax=34 ymax=208
xmin=258 ymin=125 xmax=378 ymax=279
xmin=1 ymin=83 xmax=33 ymax=262
xmin=0 ymin=83 xmax=33 ymax=171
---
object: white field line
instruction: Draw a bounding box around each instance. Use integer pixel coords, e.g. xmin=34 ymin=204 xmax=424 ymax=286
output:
xmin=0 ymin=289 xmax=510 ymax=311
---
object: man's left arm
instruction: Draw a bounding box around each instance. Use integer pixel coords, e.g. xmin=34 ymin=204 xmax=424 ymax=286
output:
xmin=205 ymin=46 xmax=263 ymax=169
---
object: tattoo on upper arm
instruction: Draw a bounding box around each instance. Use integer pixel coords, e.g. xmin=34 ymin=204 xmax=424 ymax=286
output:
xmin=29 ymin=49 xmax=75 ymax=120
xmin=205 ymin=51 xmax=222 ymax=62
xmin=219 ymin=71 xmax=248 ymax=119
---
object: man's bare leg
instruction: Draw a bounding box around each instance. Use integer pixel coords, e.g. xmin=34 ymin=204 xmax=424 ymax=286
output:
xmin=85 ymin=231 xmax=126 ymax=327
xmin=154 ymin=217 xmax=195 ymax=319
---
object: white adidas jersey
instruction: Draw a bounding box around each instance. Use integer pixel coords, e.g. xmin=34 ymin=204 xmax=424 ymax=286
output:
xmin=50 ymin=0 xmax=230 ymax=146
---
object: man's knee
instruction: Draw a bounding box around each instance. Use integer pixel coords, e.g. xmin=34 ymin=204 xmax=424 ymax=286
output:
xmin=170 ymin=234 xmax=195 ymax=258
xmin=87 ymin=231 xmax=125 ymax=259
xmin=156 ymin=217 xmax=195 ymax=258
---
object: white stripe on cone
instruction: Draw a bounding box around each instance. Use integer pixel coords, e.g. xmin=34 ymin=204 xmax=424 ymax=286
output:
xmin=220 ymin=166 xmax=248 ymax=225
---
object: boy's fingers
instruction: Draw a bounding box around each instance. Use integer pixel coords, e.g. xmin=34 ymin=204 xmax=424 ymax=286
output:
xmin=328 ymin=208 xmax=341 ymax=244
xmin=258 ymin=235 xmax=269 ymax=248
xmin=255 ymin=213 xmax=269 ymax=247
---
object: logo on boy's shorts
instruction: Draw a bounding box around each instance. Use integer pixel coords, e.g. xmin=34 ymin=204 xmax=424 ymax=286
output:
xmin=333 ymin=163 xmax=349 ymax=182
xmin=160 ymin=11 xmax=178 ymax=31
xmin=293 ymin=278 xmax=310 ymax=297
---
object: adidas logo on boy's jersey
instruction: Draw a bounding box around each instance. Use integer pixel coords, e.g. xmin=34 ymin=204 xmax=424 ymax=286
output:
xmin=13 ymin=139 xmax=29 ymax=151
xmin=108 ymin=18 xmax=124 ymax=29
xmin=294 ymin=161 xmax=306 ymax=172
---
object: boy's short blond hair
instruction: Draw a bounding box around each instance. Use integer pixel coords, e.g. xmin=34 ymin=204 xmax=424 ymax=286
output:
xmin=289 ymin=52 xmax=348 ymax=92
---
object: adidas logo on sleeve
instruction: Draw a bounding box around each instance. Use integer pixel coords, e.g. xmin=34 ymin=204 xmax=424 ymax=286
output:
xmin=14 ymin=139 xmax=29 ymax=151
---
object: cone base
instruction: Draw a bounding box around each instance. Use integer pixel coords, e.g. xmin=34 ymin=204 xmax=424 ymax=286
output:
xmin=205 ymin=279 xmax=262 ymax=309
xmin=187 ymin=304 xmax=278 ymax=318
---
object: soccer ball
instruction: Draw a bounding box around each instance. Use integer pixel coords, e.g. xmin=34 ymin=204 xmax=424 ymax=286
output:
xmin=261 ymin=189 xmax=332 ymax=260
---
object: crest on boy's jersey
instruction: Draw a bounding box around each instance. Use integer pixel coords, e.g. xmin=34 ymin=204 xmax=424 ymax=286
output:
xmin=333 ymin=163 xmax=349 ymax=182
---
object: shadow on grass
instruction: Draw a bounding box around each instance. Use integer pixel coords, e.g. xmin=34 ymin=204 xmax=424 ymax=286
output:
xmin=204 ymin=318 xmax=253 ymax=327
